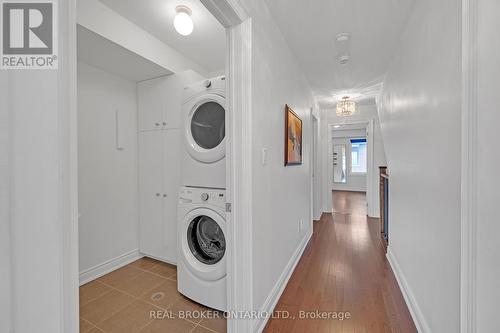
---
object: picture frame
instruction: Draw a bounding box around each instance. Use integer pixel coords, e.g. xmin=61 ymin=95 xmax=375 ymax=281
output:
xmin=284 ymin=104 xmax=303 ymax=166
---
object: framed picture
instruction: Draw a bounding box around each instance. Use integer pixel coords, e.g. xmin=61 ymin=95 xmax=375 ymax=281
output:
xmin=284 ymin=104 xmax=302 ymax=165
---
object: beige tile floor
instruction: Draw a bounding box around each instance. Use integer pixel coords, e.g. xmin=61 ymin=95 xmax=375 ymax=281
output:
xmin=80 ymin=257 xmax=227 ymax=333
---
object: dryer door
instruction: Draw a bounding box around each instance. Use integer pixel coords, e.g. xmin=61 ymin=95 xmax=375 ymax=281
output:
xmin=180 ymin=208 xmax=226 ymax=281
xmin=184 ymin=94 xmax=226 ymax=163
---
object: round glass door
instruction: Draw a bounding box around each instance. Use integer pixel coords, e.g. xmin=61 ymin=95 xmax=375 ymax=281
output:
xmin=190 ymin=101 xmax=225 ymax=150
xmin=187 ymin=215 xmax=226 ymax=265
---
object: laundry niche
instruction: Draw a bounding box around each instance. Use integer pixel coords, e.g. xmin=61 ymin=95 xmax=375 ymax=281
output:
xmin=138 ymin=71 xmax=205 ymax=263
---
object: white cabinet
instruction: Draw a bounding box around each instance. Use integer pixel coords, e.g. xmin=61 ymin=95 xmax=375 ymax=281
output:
xmin=137 ymin=71 xmax=205 ymax=131
xmin=137 ymin=79 xmax=165 ymax=131
xmin=138 ymin=71 xmax=205 ymax=263
xmin=138 ymin=129 xmax=181 ymax=263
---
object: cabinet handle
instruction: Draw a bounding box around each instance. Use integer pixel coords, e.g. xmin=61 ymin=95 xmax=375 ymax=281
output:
xmin=163 ymin=194 xmax=167 ymax=198
xmin=155 ymin=122 xmax=160 ymax=127
xmin=156 ymin=193 xmax=160 ymax=197
xmin=115 ymin=110 xmax=124 ymax=151
xmin=162 ymin=122 xmax=167 ymax=126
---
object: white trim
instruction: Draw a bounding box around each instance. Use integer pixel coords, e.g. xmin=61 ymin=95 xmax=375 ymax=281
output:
xmin=200 ymin=0 xmax=248 ymax=27
xmin=253 ymin=229 xmax=313 ymax=333
xmin=311 ymin=113 xmax=321 ymax=221
xmin=387 ymin=247 xmax=431 ymax=333
xmin=225 ymin=18 xmax=254 ymax=333
xmin=199 ymin=2 xmax=253 ymax=333
xmin=366 ymin=119 xmax=376 ymax=217
xmin=142 ymin=254 xmax=177 ymax=267
xmin=461 ymin=0 xmax=478 ymax=332
xmin=60 ymin=0 xmax=79 ymax=332
xmin=79 ymin=250 xmax=143 ymax=285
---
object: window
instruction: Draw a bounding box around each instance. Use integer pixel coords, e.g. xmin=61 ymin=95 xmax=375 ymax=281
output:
xmin=351 ymin=139 xmax=367 ymax=173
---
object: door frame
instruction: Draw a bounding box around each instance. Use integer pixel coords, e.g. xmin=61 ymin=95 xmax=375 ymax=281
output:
xmin=460 ymin=0 xmax=478 ymax=331
xmin=61 ymin=1 xmax=253 ymax=332
xmin=327 ymin=120 xmax=376 ymax=216
xmin=311 ymin=113 xmax=321 ymax=221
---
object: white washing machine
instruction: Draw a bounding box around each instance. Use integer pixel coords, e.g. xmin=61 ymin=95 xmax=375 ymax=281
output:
xmin=181 ymin=76 xmax=226 ymax=189
xmin=177 ymin=186 xmax=226 ymax=311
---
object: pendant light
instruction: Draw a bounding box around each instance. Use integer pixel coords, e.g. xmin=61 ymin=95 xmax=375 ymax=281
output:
xmin=336 ymin=96 xmax=356 ymax=116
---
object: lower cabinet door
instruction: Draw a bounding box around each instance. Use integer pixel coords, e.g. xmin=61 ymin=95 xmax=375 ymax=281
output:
xmin=161 ymin=129 xmax=181 ymax=263
xmin=139 ymin=130 xmax=165 ymax=259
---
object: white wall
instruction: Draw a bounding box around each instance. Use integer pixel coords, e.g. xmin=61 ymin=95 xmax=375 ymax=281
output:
xmin=239 ymin=0 xmax=315 ymax=320
xmin=377 ymin=0 xmax=461 ymax=331
xmin=4 ymin=3 xmax=79 ymax=331
xmin=9 ymin=70 xmax=65 ymax=333
xmin=77 ymin=62 xmax=139 ymax=273
xmin=475 ymin=1 xmax=500 ymax=331
xmin=0 ymin=70 xmax=11 ymax=333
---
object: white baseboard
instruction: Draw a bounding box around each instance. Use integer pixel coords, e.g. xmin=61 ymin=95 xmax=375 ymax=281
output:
xmin=140 ymin=253 xmax=177 ymax=267
xmin=386 ymin=246 xmax=431 ymax=333
xmin=313 ymin=211 xmax=322 ymax=221
xmin=79 ymin=249 xmax=143 ymax=285
xmin=253 ymin=229 xmax=313 ymax=333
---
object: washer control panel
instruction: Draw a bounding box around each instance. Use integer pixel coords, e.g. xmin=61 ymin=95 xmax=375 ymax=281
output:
xmin=179 ymin=186 xmax=225 ymax=208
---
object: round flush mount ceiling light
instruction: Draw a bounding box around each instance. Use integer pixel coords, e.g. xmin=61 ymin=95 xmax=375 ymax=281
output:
xmin=174 ymin=5 xmax=193 ymax=36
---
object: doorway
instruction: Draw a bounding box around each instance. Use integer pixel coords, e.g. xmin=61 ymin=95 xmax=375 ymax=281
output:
xmin=64 ymin=1 xmax=252 ymax=333
xmin=328 ymin=121 xmax=377 ymax=216
xmin=331 ymin=123 xmax=368 ymax=192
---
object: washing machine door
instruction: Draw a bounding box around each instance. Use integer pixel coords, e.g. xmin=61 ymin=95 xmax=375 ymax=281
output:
xmin=180 ymin=208 xmax=226 ymax=281
xmin=185 ymin=94 xmax=226 ymax=163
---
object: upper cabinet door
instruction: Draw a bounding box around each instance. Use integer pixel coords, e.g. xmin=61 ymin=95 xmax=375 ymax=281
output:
xmin=138 ymin=77 xmax=165 ymax=131
xmin=161 ymin=75 xmax=183 ymax=130
xmin=139 ymin=72 xmax=206 ymax=131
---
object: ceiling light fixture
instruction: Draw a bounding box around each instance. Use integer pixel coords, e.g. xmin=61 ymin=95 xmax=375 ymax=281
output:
xmin=174 ymin=5 xmax=193 ymax=36
xmin=336 ymin=96 xmax=356 ymax=116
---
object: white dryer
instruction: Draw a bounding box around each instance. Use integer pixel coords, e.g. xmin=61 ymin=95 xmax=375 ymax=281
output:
xmin=177 ymin=186 xmax=226 ymax=311
xmin=181 ymin=76 xmax=226 ymax=189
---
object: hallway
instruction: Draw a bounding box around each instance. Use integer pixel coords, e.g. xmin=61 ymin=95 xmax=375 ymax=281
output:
xmin=264 ymin=191 xmax=416 ymax=333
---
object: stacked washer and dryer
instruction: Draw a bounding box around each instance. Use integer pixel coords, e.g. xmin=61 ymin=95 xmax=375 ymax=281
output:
xmin=177 ymin=76 xmax=227 ymax=311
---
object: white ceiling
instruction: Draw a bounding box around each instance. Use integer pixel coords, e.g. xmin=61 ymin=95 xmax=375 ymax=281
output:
xmin=77 ymin=25 xmax=172 ymax=81
xmin=264 ymin=0 xmax=416 ymax=108
xmin=99 ymin=0 xmax=225 ymax=75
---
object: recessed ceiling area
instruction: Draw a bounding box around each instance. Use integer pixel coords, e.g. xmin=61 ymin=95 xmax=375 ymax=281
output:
xmin=264 ymin=0 xmax=416 ymax=108
xmin=99 ymin=0 xmax=226 ymax=75
xmin=77 ymin=25 xmax=172 ymax=81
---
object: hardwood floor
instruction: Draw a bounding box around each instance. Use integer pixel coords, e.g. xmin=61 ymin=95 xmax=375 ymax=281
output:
xmin=263 ymin=191 xmax=416 ymax=333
